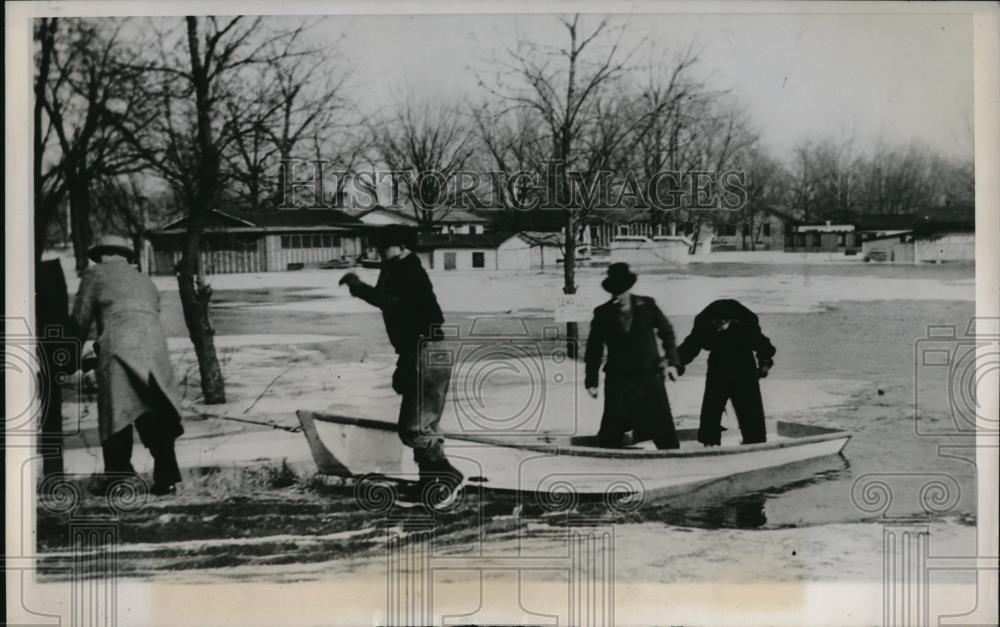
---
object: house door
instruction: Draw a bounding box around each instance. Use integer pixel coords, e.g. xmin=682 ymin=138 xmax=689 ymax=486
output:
xmin=443 ymin=252 xmax=457 ymax=270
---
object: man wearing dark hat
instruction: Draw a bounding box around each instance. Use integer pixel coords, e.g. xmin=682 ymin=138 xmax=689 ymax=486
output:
xmin=71 ymin=235 xmax=185 ymax=496
xmin=339 ymin=226 xmax=463 ymax=506
xmin=677 ymin=299 xmax=776 ymax=446
xmin=584 ymin=262 xmax=683 ymax=449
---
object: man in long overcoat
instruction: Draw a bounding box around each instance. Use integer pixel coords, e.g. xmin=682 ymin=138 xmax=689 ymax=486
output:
xmin=71 ymin=235 xmax=185 ymax=495
xmin=584 ymin=263 xmax=683 ymax=449
xmin=677 ymin=299 xmax=776 ymax=446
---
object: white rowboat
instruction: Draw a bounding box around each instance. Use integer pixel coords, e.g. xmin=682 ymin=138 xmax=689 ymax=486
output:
xmin=296 ymin=411 xmax=850 ymax=498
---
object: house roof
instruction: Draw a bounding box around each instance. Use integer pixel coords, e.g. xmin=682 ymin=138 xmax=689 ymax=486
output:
xmin=235 ymin=209 xmax=360 ymax=227
xmin=356 ymin=206 xmax=489 ymax=224
xmin=149 ymin=208 xmax=362 ymax=236
xmin=519 ymin=231 xmax=565 ymax=247
xmin=354 ymin=206 xmax=420 ymax=224
xmin=855 ymin=205 xmax=975 ymax=234
xmin=439 ymin=209 xmax=489 ymax=224
xmin=414 ymin=232 xmax=520 ymax=250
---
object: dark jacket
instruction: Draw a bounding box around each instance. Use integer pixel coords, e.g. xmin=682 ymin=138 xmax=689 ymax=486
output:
xmin=584 ymin=294 xmax=682 ymax=389
xmin=349 ymin=253 xmax=444 ymax=355
xmin=677 ymin=299 xmax=776 ymax=374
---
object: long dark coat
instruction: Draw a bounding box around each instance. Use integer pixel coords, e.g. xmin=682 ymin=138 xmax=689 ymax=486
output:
xmin=71 ymin=258 xmax=184 ymax=442
xmin=677 ymin=299 xmax=776 ymax=445
xmin=584 ymin=295 xmax=682 ymax=447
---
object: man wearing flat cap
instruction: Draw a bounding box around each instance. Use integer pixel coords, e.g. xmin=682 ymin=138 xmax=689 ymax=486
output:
xmin=71 ymin=235 xmax=185 ymax=496
xmin=339 ymin=225 xmax=463 ymax=507
xmin=584 ymin=263 xmax=683 ymax=449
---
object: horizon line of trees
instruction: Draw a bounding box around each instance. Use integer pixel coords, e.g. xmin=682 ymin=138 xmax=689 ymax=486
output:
xmin=34 ymin=14 xmax=975 ymax=391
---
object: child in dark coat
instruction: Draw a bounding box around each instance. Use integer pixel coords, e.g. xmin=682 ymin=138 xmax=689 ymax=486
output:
xmin=678 ymin=299 xmax=776 ymax=446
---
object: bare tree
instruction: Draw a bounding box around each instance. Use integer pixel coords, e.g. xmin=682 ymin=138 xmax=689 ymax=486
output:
xmin=34 ymin=18 xmax=144 ymax=272
xmin=679 ymin=97 xmax=757 ymax=252
xmin=477 ymin=15 xmax=640 ymax=357
xmin=472 ymin=104 xmax=547 ymax=209
xmin=33 ymin=18 xmax=66 ymax=261
xmin=625 ymin=43 xmax=703 ymax=229
xmin=737 ymin=147 xmax=787 ymax=250
xmin=368 ymin=98 xmax=479 ymax=229
xmin=106 ymin=16 xmax=319 ymax=403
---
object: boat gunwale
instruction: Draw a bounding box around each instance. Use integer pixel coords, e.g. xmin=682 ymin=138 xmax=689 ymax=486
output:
xmin=298 ymin=411 xmax=851 ymax=459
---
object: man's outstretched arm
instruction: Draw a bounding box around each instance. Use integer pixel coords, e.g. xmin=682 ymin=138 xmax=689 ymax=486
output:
xmin=340 ymin=271 xmax=411 ymax=309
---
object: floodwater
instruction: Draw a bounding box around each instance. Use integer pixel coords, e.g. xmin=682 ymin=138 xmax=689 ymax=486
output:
xmin=48 ymin=262 xmax=977 ymax=544
xmin=188 ymin=263 xmax=979 ymax=530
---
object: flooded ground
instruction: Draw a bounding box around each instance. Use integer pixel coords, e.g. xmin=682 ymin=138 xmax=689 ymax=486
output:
xmin=39 ymin=261 xmax=979 ymax=582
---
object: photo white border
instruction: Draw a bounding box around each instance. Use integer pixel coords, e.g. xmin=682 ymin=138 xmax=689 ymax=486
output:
xmin=5 ymin=2 xmax=998 ymax=625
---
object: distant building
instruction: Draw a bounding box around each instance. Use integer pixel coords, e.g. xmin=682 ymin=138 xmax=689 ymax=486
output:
xmin=356 ymin=206 xmax=489 ymax=235
xmin=859 ymin=205 xmax=974 ymax=263
xmin=413 ymin=232 xmax=535 ymax=271
xmin=519 ymin=231 xmax=572 ymax=268
xmin=711 ymin=207 xmax=798 ymax=252
xmin=785 ymin=221 xmax=861 ymax=253
xmin=355 ymin=206 xmax=420 ymax=227
xmin=146 ymin=209 xmax=365 ymax=274
xmin=608 ymin=235 xmax=692 ymax=266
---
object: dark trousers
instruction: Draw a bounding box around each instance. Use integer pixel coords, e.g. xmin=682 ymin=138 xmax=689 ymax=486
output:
xmin=598 ymin=373 xmax=679 ymax=449
xmin=698 ymin=372 xmax=767 ymax=445
xmin=394 ymin=350 xmax=452 ymax=466
xmin=102 ymin=413 xmax=182 ymax=486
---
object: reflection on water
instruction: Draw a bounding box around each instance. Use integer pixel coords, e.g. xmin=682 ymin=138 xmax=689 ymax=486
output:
xmin=638 ymin=458 xmax=851 ymax=530
xmin=519 ymin=455 xmax=852 ymax=531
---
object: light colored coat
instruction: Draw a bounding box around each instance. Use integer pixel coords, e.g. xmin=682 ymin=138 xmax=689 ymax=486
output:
xmin=72 ymin=257 xmax=184 ymax=441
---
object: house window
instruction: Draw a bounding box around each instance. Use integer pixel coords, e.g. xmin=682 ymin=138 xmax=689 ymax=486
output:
xmin=742 ymin=224 xmax=750 ymax=237
xmin=717 ymin=225 xmax=736 ymax=237
xmin=618 ymin=226 xmax=629 ymax=236
xmin=838 ymin=233 xmax=847 ymax=247
xmin=321 ymin=234 xmax=341 ymax=248
xmin=291 ymin=235 xmax=302 ymax=249
xmin=281 ymin=235 xmax=290 ymax=248
xmin=472 ymin=251 xmax=485 ymax=268
xmin=443 ymin=252 xmax=457 ymax=270
xmin=469 ymin=226 xmax=478 ymax=235
xmin=762 ymin=223 xmax=771 ymax=237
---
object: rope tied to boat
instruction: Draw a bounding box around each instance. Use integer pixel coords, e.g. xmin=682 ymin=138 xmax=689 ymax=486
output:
xmin=195 ymin=410 xmax=303 ymax=434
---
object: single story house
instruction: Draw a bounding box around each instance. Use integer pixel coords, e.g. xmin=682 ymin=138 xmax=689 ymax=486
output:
xmin=413 ymin=232 xmax=537 ymax=271
xmin=146 ymin=209 xmax=365 ymax=274
xmin=356 ymin=206 xmax=490 ymax=235
xmin=519 ymin=231 xmax=569 ymax=268
xmin=710 ymin=206 xmax=799 ymax=252
xmin=784 ymin=221 xmax=862 ymax=253
xmin=859 ymin=206 xmax=974 ymax=263
xmin=608 ymin=235 xmax=692 ymax=266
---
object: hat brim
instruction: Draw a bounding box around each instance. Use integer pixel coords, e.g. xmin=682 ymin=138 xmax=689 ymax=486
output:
xmin=601 ymin=273 xmax=637 ymax=295
xmin=88 ymin=245 xmax=135 ymax=263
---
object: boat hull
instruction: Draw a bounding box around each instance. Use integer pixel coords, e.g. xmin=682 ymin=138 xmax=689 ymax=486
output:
xmin=297 ymin=411 xmax=850 ymax=497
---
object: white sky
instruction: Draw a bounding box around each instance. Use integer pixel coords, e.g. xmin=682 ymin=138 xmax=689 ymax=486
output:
xmin=315 ymin=11 xmax=974 ymax=161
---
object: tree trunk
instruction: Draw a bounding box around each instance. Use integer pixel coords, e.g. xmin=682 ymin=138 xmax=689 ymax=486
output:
xmin=182 ymin=16 xmax=226 ymax=404
xmin=68 ymin=172 xmax=93 ymax=274
xmin=563 ymin=212 xmax=578 ymax=358
xmin=177 ymin=213 xmax=226 ymax=404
